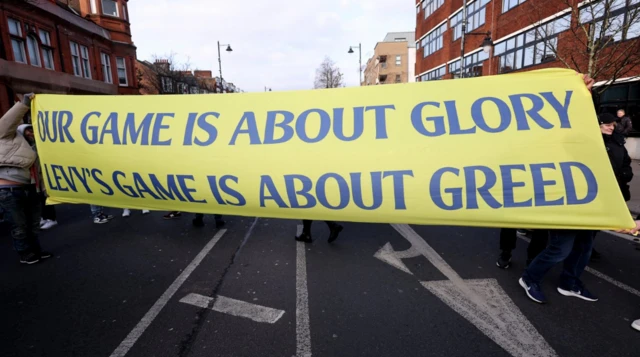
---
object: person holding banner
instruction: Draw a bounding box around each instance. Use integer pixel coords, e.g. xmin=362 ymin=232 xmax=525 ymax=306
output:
xmin=295 ymin=220 xmax=343 ymax=243
xmin=496 ymin=228 xmax=548 ymax=269
xmin=0 ymin=93 xmax=51 ymax=264
xmin=518 ymin=74 xmax=600 ymax=304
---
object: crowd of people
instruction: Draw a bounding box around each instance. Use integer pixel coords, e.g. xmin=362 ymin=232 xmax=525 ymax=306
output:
xmin=0 ymin=75 xmax=638 ymax=332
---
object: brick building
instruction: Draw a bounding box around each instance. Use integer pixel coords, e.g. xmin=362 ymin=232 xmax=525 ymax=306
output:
xmin=0 ymin=0 xmax=137 ymax=114
xmin=414 ymin=0 xmax=639 ymax=132
xmin=136 ymin=59 xmax=238 ymax=95
xmin=362 ymin=31 xmax=416 ymax=86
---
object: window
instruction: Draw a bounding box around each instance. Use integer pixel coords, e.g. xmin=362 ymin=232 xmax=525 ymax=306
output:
xmin=451 ymin=0 xmax=491 ymax=41
xmin=161 ymin=77 xmax=173 ymax=93
xmin=421 ymin=23 xmax=447 ymax=58
xmin=90 ymin=0 xmax=97 ymax=13
xmin=395 ymin=75 xmax=402 ymax=82
xmin=419 ymin=65 xmax=446 ymax=81
xmin=26 ymin=35 xmax=41 ymax=67
xmin=396 ymin=55 xmax=402 ymax=65
xmin=503 ymin=0 xmax=527 ymax=13
xmin=423 ymin=0 xmax=445 ymax=20
xmin=101 ymin=52 xmax=113 ymax=83
xmin=70 ymin=42 xmax=82 ymax=76
xmin=123 ymin=3 xmax=128 ymax=20
xmin=449 ymin=50 xmax=490 ymax=78
xmin=580 ymin=0 xmax=640 ymax=44
xmin=394 ymin=37 xmax=406 ymax=41
xmin=8 ymin=18 xmax=27 ymax=64
xmin=101 ymin=0 xmax=118 ymax=17
xmin=39 ymin=30 xmax=54 ymax=70
xmin=116 ymin=57 xmax=128 ymax=86
xmin=177 ymin=83 xmax=187 ymax=94
xmin=190 ymin=86 xmax=199 ymax=94
xmin=494 ymin=14 xmax=570 ymax=73
xmin=80 ymin=46 xmax=91 ymax=78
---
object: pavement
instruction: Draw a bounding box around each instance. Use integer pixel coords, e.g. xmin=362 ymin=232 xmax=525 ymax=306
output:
xmin=627 ymin=160 xmax=640 ymax=216
xmin=2 ymin=205 xmax=640 ymax=357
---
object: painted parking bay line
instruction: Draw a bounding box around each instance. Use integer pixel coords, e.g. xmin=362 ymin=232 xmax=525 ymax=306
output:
xmin=179 ymin=293 xmax=285 ymax=324
xmin=386 ymin=224 xmax=557 ymax=357
xmin=110 ymin=229 xmax=228 ymax=357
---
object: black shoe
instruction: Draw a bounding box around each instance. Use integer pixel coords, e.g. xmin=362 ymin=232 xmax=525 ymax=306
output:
xmin=192 ymin=218 xmax=204 ymax=227
xmin=295 ymin=233 xmax=313 ymax=243
xmin=215 ymin=220 xmax=225 ymax=229
xmin=20 ymin=252 xmax=40 ymax=265
xmin=496 ymin=253 xmax=512 ymax=269
xmin=327 ymin=224 xmax=343 ymax=243
xmin=591 ymin=248 xmax=601 ymax=261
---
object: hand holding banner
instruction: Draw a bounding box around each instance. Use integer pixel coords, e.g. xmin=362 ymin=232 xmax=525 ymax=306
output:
xmin=32 ymin=68 xmax=634 ymax=230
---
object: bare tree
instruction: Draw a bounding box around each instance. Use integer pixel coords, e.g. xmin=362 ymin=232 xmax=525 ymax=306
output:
xmin=136 ymin=52 xmax=192 ymax=94
xmin=523 ymin=0 xmax=640 ymax=93
xmin=314 ymin=57 xmax=344 ymax=89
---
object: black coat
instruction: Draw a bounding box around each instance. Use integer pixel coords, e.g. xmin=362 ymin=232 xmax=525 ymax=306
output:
xmin=603 ymin=132 xmax=633 ymax=201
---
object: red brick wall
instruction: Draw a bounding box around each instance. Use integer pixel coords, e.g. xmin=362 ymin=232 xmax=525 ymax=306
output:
xmin=0 ymin=0 xmax=138 ymax=113
xmin=415 ymin=0 xmax=640 ymax=81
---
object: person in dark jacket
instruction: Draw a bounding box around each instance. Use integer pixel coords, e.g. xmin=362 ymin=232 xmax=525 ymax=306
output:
xmin=591 ymin=112 xmax=634 ymax=260
xmin=615 ymin=109 xmax=633 ymax=137
xmin=601 ymin=112 xmax=633 ymax=199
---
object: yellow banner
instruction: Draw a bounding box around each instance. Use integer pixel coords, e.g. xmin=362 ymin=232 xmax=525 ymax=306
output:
xmin=31 ymin=69 xmax=634 ymax=230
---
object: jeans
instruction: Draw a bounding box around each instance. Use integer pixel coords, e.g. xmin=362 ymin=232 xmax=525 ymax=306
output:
xmin=90 ymin=205 xmax=103 ymax=217
xmin=499 ymin=229 xmax=549 ymax=261
xmin=522 ymin=229 xmax=596 ymax=289
xmin=0 ymin=186 xmax=43 ymax=254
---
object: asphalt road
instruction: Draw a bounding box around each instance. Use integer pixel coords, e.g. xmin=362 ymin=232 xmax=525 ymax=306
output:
xmin=2 ymin=205 xmax=640 ymax=357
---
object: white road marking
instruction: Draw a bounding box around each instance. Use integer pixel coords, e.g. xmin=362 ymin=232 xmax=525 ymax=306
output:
xmin=296 ymin=225 xmax=312 ymax=357
xmin=374 ymin=242 xmax=420 ymax=275
xmin=517 ymin=235 xmax=640 ymax=298
xmin=109 ymin=229 xmax=227 ymax=357
xmin=390 ymin=224 xmax=557 ymax=357
xmin=179 ymin=293 xmax=285 ymax=324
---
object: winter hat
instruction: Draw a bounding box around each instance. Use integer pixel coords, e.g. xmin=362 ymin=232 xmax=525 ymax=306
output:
xmin=17 ymin=123 xmax=32 ymax=137
xmin=598 ymin=113 xmax=616 ymax=125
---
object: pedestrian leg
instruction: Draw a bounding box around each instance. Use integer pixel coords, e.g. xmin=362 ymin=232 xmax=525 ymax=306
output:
xmin=213 ymin=214 xmax=225 ymax=228
xmin=324 ymin=221 xmax=343 ymax=243
xmin=193 ymin=213 xmax=204 ymax=227
xmin=295 ymin=220 xmax=313 ymax=243
xmin=526 ymin=229 xmax=549 ymax=265
xmin=0 ymin=188 xmax=37 ymax=263
xmin=497 ymin=228 xmax=517 ymax=268
xmin=25 ymin=186 xmax=46 ymax=257
xmin=519 ymin=230 xmax=576 ymax=303
xmin=557 ymin=230 xmax=598 ymax=301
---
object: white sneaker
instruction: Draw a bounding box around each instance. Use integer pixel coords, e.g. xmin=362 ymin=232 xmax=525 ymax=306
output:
xmin=40 ymin=218 xmax=46 ymax=227
xmin=142 ymin=210 xmax=150 ymax=215
xmin=41 ymin=220 xmax=58 ymax=230
xmin=122 ymin=209 xmax=131 ymax=217
xmin=632 ymin=319 xmax=640 ymax=332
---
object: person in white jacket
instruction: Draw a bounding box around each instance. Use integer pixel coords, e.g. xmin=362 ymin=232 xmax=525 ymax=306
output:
xmin=0 ymin=93 xmax=51 ymax=264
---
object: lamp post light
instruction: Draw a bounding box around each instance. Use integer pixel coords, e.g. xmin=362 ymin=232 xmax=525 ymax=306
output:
xmin=217 ymin=41 xmax=233 ymax=90
xmin=459 ymin=2 xmax=494 ymax=79
xmin=348 ymin=43 xmax=362 ymax=85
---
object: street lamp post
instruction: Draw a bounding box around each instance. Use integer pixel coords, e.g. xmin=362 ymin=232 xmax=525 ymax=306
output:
xmin=348 ymin=43 xmax=362 ymax=85
xmin=217 ymin=41 xmax=233 ymax=91
xmin=459 ymin=2 xmax=494 ymax=79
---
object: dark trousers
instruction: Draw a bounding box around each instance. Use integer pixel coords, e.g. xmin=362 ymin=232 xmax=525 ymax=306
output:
xmin=522 ymin=230 xmax=596 ymax=288
xmin=301 ymin=220 xmax=336 ymax=235
xmin=0 ymin=185 xmax=43 ymax=254
xmin=40 ymin=192 xmax=56 ymax=221
xmin=500 ymin=229 xmax=549 ymax=261
xmin=194 ymin=213 xmax=223 ymax=222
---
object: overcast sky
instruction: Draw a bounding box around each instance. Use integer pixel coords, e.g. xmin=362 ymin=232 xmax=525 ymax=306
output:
xmin=128 ymin=1 xmax=416 ymax=92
